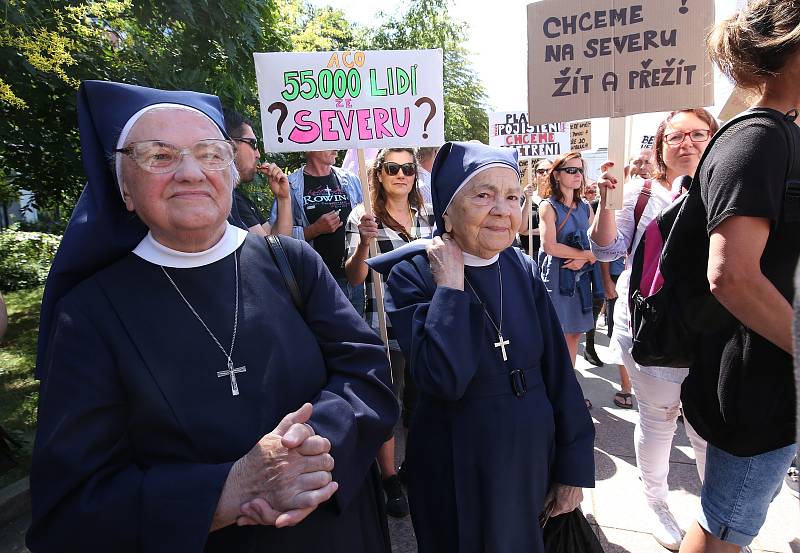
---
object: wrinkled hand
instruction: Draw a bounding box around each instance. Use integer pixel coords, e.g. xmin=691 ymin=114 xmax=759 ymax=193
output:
xmin=312 ymin=211 xmax=343 ymax=235
xmin=214 ymin=403 xmax=337 ymax=530
xmin=427 ymin=234 xmax=464 ymax=290
xmin=596 ymin=161 xmax=619 ymax=204
xmin=259 ymin=163 xmax=290 ymax=200
xmin=358 ymin=213 xmax=379 ymax=242
xmin=544 ymin=484 xmax=583 ymax=517
xmin=562 ymin=258 xmax=587 ymax=271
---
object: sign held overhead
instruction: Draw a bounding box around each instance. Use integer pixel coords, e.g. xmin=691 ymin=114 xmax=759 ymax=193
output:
xmin=527 ymin=0 xmax=714 ymax=124
xmin=255 ymin=49 xmax=444 ymax=152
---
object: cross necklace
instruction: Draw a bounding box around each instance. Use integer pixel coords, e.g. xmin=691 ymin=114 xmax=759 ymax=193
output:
xmin=463 ymin=261 xmax=510 ymax=362
xmin=161 ymin=254 xmax=246 ymax=396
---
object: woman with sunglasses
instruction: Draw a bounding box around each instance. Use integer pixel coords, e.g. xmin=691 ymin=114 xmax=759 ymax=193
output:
xmin=589 ymin=108 xmax=718 ymax=551
xmin=538 ymin=152 xmax=598 ymax=375
xmin=345 ymin=147 xmax=435 ymax=518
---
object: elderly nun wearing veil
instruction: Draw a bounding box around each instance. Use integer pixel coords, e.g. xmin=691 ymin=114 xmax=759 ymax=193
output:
xmin=368 ymin=141 xmax=595 ymax=553
xmin=26 ymin=81 xmax=398 ymax=553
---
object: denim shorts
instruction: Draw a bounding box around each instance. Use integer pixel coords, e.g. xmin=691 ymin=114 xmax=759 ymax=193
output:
xmin=698 ymin=442 xmax=797 ymax=547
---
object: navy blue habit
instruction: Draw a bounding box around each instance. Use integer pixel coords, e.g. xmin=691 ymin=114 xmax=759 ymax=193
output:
xmin=381 ymin=142 xmax=595 ymax=553
xmin=27 ymin=81 xmax=399 ymax=553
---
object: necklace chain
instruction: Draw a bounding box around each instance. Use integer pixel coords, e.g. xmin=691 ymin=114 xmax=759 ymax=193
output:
xmin=463 ymin=261 xmax=503 ymax=336
xmin=161 ymin=254 xmax=239 ymax=365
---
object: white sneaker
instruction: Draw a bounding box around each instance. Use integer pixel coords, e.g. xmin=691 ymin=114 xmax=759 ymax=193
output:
xmin=647 ymin=500 xmax=684 ymax=551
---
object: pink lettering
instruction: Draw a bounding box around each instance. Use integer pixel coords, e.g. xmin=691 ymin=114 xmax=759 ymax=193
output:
xmin=356 ymin=109 xmax=373 ymax=140
xmin=337 ymin=110 xmax=355 ymax=140
xmin=373 ymin=108 xmax=393 ymax=139
xmin=288 ymin=110 xmax=321 ymax=144
xmin=320 ymin=110 xmax=339 ymax=141
xmin=391 ymin=107 xmax=410 ymax=138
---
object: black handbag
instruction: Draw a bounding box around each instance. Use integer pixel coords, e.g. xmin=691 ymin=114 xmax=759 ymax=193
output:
xmin=542 ymin=508 xmax=605 ymax=553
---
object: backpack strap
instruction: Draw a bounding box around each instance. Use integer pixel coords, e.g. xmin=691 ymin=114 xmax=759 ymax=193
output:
xmin=692 ymin=107 xmax=799 ymax=225
xmin=265 ymin=235 xmax=304 ymax=311
xmin=628 ymin=179 xmax=653 ymax=255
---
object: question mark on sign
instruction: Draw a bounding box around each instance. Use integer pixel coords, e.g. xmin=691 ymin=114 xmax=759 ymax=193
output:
xmin=414 ymin=97 xmax=436 ymax=139
xmin=678 ymin=0 xmax=688 ymax=14
xmin=268 ymin=101 xmax=288 ymax=143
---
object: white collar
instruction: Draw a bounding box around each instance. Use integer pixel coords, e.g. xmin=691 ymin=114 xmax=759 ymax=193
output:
xmin=133 ymin=223 xmax=248 ymax=268
xmin=463 ymin=251 xmax=499 ymax=267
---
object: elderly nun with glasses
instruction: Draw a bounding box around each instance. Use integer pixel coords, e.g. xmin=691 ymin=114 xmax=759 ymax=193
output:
xmin=26 ymin=81 xmax=398 ymax=553
xmin=367 ymin=141 xmax=595 ymax=553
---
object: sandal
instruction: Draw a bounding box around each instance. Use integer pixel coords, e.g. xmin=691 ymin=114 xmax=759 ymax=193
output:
xmin=613 ymin=392 xmax=633 ymax=409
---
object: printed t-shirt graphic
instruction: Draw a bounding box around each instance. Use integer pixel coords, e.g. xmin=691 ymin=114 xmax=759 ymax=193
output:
xmin=303 ymin=172 xmax=351 ymax=278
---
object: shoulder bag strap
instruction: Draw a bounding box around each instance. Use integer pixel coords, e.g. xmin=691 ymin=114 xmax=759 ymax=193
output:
xmin=265 ymin=235 xmax=304 ymax=311
xmin=555 ymin=202 xmax=576 ymax=236
xmin=628 ymin=179 xmax=653 ymax=255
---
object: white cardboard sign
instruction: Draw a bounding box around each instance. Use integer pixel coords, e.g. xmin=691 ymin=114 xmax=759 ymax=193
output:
xmin=255 ymin=49 xmax=444 ymax=152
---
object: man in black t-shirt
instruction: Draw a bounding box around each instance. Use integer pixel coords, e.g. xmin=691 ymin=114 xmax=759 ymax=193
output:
xmin=223 ymin=109 xmax=292 ymax=236
xmin=270 ymin=150 xmax=365 ymax=316
xmin=301 ymin=154 xmax=353 ymax=280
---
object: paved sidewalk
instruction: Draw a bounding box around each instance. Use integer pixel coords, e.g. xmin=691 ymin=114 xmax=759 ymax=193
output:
xmin=387 ymin=330 xmax=800 ymax=553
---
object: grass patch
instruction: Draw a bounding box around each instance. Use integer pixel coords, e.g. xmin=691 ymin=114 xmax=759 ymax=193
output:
xmin=0 ymin=285 xmax=43 ymax=488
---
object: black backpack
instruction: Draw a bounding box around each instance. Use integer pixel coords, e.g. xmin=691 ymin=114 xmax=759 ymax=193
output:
xmin=628 ymin=108 xmax=800 ymax=368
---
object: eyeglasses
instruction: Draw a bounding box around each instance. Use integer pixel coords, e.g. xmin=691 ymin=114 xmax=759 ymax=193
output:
xmin=664 ymin=129 xmax=711 ymax=146
xmin=114 ymin=139 xmax=236 ymax=173
xmin=554 ymin=166 xmax=583 ymax=175
xmin=232 ymin=137 xmax=259 ymax=151
xmin=382 ymin=162 xmax=417 ymax=177
xmin=536 ymin=168 xmax=549 ymax=175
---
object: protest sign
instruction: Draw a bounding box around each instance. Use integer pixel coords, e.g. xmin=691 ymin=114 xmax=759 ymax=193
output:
xmin=255 ymin=49 xmax=444 ymax=152
xmin=489 ymin=111 xmax=571 ymax=158
xmin=718 ymin=86 xmax=756 ymax=122
xmin=527 ymin=0 xmax=715 ymax=124
xmin=570 ymin=120 xmax=592 ymax=151
xmin=640 ymin=134 xmax=655 ymax=150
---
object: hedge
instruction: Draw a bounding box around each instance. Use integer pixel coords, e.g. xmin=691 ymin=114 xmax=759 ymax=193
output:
xmin=0 ymin=227 xmax=61 ymax=291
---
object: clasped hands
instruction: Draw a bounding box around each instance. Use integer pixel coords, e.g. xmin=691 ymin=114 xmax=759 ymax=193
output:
xmin=213 ymin=403 xmax=337 ymax=531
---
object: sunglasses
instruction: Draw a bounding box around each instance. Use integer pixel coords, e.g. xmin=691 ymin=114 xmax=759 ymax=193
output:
xmin=232 ymin=137 xmax=259 ymax=151
xmin=536 ymin=168 xmax=549 ymax=175
xmin=554 ymin=166 xmax=583 ymax=175
xmin=382 ymin=162 xmax=417 ymax=177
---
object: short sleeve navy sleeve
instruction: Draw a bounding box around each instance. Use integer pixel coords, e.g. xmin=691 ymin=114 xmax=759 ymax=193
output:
xmin=701 ymin=116 xmax=790 ymax=233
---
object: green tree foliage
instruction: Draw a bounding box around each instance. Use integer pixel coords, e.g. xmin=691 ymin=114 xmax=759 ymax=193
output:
xmin=366 ymin=0 xmax=488 ymax=143
xmin=0 ymin=0 xmax=487 ymax=222
xmin=0 ymin=0 xmax=285 ymax=217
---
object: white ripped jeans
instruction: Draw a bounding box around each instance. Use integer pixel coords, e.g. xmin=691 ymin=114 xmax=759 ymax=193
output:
xmin=618 ymin=336 xmax=707 ymax=504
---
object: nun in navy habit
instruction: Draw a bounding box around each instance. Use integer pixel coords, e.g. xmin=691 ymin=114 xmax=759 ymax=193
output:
xmin=27 ymin=81 xmax=398 ymax=552
xmin=368 ymin=142 xmax=595 ymax=553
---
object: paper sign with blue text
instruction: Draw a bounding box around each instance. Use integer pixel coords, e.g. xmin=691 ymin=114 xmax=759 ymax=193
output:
xmin=527 ymin=0 xmax=714 ymax=124
xmin=255 ymin=49 xmax=444 ymax=152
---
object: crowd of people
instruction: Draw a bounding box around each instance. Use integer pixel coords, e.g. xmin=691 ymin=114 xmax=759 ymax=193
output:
xmin=22 ymin=0 xmax=799 ymax=552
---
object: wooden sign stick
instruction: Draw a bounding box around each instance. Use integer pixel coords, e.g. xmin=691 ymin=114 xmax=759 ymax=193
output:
xmin=527 ymin=159 xmax=534 ymax=257
xmin=605 ymin=116 xmax=629 ymax=210
xmin=356 ymin=149 xmax=391 ymax=360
